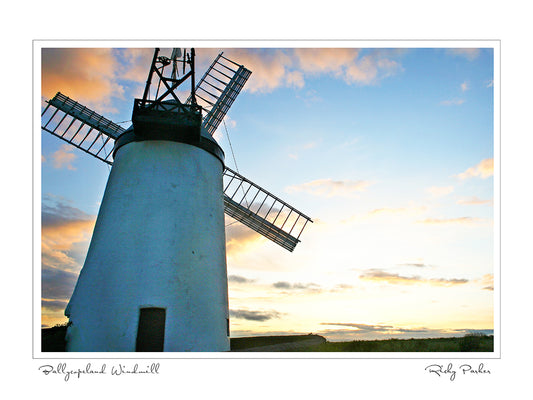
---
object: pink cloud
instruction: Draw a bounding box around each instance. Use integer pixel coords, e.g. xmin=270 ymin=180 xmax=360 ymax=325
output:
xmin=223 ymin=48 xmax=291 ymax=93
xmin=220 ymin=48 xmax=403 ymax=93
xmin=41 ymin=48 xmax=124 ymax=112
xmin=51 ymin=144 xmax=77 ymax=170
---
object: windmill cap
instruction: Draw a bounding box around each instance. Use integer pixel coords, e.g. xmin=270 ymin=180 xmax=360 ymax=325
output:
xmin=113 ymin=125 xmax=225 ymax=166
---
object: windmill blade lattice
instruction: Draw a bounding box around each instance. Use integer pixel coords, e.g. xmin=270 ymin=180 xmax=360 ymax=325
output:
xmin=188 ymin=53 xmax=251 ymax=136
xmin=41 ymin=92 xmax=123 ymax=165
xmin=223 ymin=167 xmax=312 ymax=252
xmin=41 ymin=52 xmax=311 ymax=252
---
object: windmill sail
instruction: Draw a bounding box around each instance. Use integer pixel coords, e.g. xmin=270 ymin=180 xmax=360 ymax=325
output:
xmin=188 ymin=53 xmax=252 ymax=136
xmin=42 ymin=93 xmax=312 ymax=252
xmin=41 ymin=92 xmax=122 ymax=165
xmin=42 ymin=54 xmax=311 ymax=252
xmin=223 ymin=167 xmax=312 ymax=252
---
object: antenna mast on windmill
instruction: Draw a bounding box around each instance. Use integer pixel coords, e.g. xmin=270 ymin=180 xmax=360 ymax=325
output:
xmin=41 ymin=47 xmax=312 ymax=352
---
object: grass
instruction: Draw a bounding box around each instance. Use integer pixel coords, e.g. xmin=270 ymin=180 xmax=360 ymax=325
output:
xmin=230 ymin=334 xmax=323 ymax=350
xmin=290 ymin=335 xmax=494 ymax=352
xmin=41 ymin=325 xmax=493 ymax=353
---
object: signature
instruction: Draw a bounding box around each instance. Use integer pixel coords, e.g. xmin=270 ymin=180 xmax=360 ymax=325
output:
xmin=38 ymin=363 xmax=160 ymax=381
xmin=425 ymin=363 xmax=491 ymax=381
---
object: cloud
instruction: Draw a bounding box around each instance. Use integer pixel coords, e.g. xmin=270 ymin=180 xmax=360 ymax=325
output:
xmin=426 ymin=186 xmax=454 ymax=197
xmin=225 ymin=217 xmax=263 ymax=255
xmin=359 ymin=269 xmax=468 ymax=286
xmin=41 ymin=267 xmax=79 ymax=301
xmin=292 ymin=47 xmax=402 ymax=85
xmin=456 ymin=196 xmax=493 ymax=205
xmin=41 ymin=47 xmax=404 ymax=117
xmin=298 ymin=89 xmax=322 ymax=106
xmin=446 ymin=48 xmax=481 ymax=61
xmin=319 ymin=322 xmax=444 ymax=339
xmin=456 ymin=158 xmax=494 ymax=179
xmin=367 ymin=207 xmax=408 ymax=216
xmin=50 ymin=144 xmax=77 ymax=170
xmin=478 ymin=274 xmax=494 ymax=291
xmin=417 ymin=216 xmax=483 ymax=225
xmin=223 ymin=48 xmax=292 ymax=93
xmin=345 ymin=54 xmax=402 ymax=85
xmin=41 ymin=47 xmax=403 ymax=115
xmin=397 ymin=263 xmax=432 ymax=268
xmin=230 ymin=309 xmax=282 ymax=322
xmin=440 ymin=98 xmax=465 ymax=106
xmin=343 ymin=205 xmax=427 ymax=224
xmin=285 ymin=70 xmax=305 ymax=89
xmin=286 ymin=178 xmax=373 ymax=198
xmin=220 ymin=48 xmax=403 ymax=93
xmin=272 ymin=281 xmax=322 ymax=292
xmin=41 ymin=197 xmax=95 ymax=315
xmin=119 ymin=48 xmax=155 ymax=83
xmin=461 ymin=81 xmax=470 ymax=92
xmin=42 ymin=298 xmax=69 ymax=313
xmin=41 ymin=48 xmax=125 ymax=112
xmin=331 ymin=283 xmax=354 ymax=292
xmin=321 ymin=322 xmax=394 ymax=332
xmin=228 ymin=275 xmax=256 ymax=284
xmin=272 ymin=281 xmax=292 ymax=289
xmin=293 ymin=48 xmax=360 ymax=74
xmin=270 ymin=281 xmax=352 ymax=294
xmin=318 ymin=322 xmax=493 ymax=341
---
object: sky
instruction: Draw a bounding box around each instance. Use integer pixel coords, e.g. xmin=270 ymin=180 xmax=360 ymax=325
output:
xmin=39 ymin=44 xmax=496 ymax=342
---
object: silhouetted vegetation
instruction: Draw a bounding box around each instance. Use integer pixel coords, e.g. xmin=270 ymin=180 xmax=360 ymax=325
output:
xmin=291 ymin=335 xmax=494 ymax=352
xmin=41 ymin=323 xmax=70 ymax=352
xmin=458 ymin=332 xmax=489 ymax=352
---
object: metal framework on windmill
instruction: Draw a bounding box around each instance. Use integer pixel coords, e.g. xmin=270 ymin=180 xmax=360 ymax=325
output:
xmin=223 ymin=167 xmax=311 ymax=251
xmin=188 ymin=52 xmax=252 ymax=136
xmin=41 ymin=92 xmax=123 ymax=165
xmin=41 ymin=48 xmax=312 ymax=252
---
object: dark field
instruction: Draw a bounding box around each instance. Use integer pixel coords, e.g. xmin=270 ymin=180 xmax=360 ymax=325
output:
xmin=230 ymin=334 xmax=325 ymax=350
xmin=41 ymin=325 xmax=493 ymax=352
xmin=288 ymin=335 xmax=494 ymax=352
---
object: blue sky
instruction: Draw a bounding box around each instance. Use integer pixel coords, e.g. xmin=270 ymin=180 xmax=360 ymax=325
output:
xmin=40 ymin=44 xmax=496 ymax=341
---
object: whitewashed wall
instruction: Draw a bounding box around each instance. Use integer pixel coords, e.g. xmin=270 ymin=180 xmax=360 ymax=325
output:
xmin=65 ymin=139 xmax=229 ymax=352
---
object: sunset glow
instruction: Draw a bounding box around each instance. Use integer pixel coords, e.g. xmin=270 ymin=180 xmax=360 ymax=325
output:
xmin=39 ymin=43 xmax=497 ymax=342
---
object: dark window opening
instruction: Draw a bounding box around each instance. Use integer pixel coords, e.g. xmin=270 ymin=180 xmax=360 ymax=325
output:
xmin=227 ymin=318 xmax=230 ymax=336
xmin=136 ymin=307 xmax=166 ymax=352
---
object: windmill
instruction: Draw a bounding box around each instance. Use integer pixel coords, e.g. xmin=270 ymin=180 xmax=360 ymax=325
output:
xmin=41 ymin=48 xmax=312 ymax=352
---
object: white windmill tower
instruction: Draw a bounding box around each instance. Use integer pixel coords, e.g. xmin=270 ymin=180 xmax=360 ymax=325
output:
xmin=41 ymin=48 xmax=312 ymax=352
